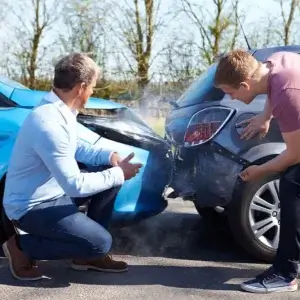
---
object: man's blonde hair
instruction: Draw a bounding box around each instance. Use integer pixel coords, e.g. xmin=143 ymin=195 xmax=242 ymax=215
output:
xmin=214 ymin=49 xmax=261 ymax=88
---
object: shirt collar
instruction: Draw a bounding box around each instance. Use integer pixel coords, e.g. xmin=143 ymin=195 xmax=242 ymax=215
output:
xmin=44 ymin=90 xmax=79 ymax=118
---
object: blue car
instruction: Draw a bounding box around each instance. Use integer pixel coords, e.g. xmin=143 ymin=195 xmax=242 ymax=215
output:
xmin=0 ymin=76 xmax=173 ymax=239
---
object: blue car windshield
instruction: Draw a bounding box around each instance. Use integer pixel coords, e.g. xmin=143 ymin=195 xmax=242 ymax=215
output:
xmin=0 ymin=75 xmax=28 ymax=89
xmin=176 ymin=63 xmax=225 ymax=107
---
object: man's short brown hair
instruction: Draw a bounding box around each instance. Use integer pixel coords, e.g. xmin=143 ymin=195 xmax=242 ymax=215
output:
xmin=53 ymin=53 xmax=100 ymax=91
xmin=214 ymin=49 xmax=261 ymax=88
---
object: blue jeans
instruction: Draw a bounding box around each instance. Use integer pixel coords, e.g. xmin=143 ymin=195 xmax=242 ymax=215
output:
xmin=13 ymin=186 xmax=120 ymax=261
xmin=272 ymin=164 xmax=300 ymax=279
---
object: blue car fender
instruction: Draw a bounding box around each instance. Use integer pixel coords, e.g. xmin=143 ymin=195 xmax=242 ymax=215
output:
xmin=240 ymin=142 xmax=286 ymax=164
xmin=230 ymin=142 xmax=286 ymax=207
xmin=0 ymin=107 xmax=32 ymax=182
xmin=91 ymin=136 xmax=171 ymax=224
xmin=0 ymin=139 xmax=15 ymax=182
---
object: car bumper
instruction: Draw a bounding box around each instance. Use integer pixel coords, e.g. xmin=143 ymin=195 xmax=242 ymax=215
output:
xmin=170 ymin=142 xmax=245 ymax=207
xmin=111 ymin=198 xmax=168 ymax=228
xmin=92 ymin=136 xmax=173 ymax=225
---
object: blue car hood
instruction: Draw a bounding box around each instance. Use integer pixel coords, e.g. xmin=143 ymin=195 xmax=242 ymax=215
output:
xmin=10 ymin=88 xmax=125 ymax=110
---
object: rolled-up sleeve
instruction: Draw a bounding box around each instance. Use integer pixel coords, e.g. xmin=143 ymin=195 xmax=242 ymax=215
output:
xmin=32 ymin=117 xmax=124 ymax=197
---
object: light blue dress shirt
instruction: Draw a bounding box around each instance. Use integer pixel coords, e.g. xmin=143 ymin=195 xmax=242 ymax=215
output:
xmin=3 ymin=91 xmax=125 ymax=220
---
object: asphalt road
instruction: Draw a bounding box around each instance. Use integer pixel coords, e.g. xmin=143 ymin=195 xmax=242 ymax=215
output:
xmin=0 ymin=198 xmax=299 ymax=300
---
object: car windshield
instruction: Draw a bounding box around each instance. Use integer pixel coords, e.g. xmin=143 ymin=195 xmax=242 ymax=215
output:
xmin=176 ymin=63 xmax=225 ymax=107
xmin=0 ymin=75 xmax=28 ymax=89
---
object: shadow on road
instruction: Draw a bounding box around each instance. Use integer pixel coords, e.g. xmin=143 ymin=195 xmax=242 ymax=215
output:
xmin=0 ymin=207 xmax=266 ymax=290
xmin=0 ymin=259 xmax=262 ymax=291
xmin=0 ymin=209 xmax=255 ymax=264
xmin=111 ymin=210 xmax=257 ymax=264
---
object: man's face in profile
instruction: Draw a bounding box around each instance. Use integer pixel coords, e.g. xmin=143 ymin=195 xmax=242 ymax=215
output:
xmin=76 ymin=76 xmax=97 ymax=109
xmin=218 ymin=82 xmax=256 ymax=104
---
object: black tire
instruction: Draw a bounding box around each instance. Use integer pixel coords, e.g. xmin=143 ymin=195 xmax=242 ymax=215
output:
xmin=194 ymin=203 xmax=226 ymax=225
xmin=227 ymin=174 xmax=280 ymax=263
xmin=0 ymin=176 xmax=16 ymax=246
xmin=0 ymin=177 xmax=7 ymax=245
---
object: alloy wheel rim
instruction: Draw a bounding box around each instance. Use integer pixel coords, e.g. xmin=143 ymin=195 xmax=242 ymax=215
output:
xmin=249 ymin=180 xmax=280 ymax=250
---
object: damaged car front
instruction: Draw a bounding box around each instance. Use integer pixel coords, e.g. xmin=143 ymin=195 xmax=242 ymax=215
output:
xmin=77 ymin=102 xmax=174 ymax=226
xmin=0 ymin=77 xmax=174 ymax=239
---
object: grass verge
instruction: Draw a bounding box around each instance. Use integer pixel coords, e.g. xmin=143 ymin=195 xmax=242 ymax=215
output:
xmin=146 ymin=117 xmax=165 ymax=137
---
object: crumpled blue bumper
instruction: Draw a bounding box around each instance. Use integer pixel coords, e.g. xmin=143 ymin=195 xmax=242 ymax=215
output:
xmin=93 ymin=136 xmax=173 ymax=226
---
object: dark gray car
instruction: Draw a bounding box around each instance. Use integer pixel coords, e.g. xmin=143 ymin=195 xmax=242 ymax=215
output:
xmin=165 ymin=45 xmax=300 ymax=262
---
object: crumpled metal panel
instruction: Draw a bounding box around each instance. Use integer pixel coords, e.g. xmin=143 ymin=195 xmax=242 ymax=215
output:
xmin=194 ymin=150 xmax=244 ymax=206
xmin=172 ymin=143 xmax=246 ymax=207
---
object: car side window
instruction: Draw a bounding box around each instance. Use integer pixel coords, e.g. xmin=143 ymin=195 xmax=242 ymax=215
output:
xmin=0 ymin=93 xmax=11 ymax=107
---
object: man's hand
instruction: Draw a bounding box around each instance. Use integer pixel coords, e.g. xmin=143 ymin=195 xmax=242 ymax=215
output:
xmin=239 ymin=165 xmax=267 ymax=182
xmin=118 ymin=153 xmax=143 ymax=180
xmin=237 ymin=114 xmax=271 ymax=140
xmin=110 ymin=152 xmax=122 ymax=167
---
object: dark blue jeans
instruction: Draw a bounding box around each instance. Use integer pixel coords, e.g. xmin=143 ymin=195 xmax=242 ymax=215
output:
xmin=14 ymin=186 xmax=120 ymax=261
xmin=273 ymin=164 xmax=300 ymax=279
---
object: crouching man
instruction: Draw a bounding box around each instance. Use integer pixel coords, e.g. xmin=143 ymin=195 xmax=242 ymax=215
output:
xmin=2 ymin=52 xmax=142 ymax=281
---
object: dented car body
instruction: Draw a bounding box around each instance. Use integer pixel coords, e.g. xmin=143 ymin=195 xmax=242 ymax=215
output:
xmin=0 ymin=76 xmax=173 ymax=233
xmin=165 ymin=45 xmax=300 ymax=262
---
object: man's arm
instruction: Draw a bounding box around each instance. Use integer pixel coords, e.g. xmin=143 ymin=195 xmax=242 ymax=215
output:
xmin=261 ymin=130 xmax=300 ymax=173
xmin=33 ymin=117 xmax=124 ymax=198
xmin=75 ymin=138 xmax=113 ymax=166
xmin=238 ymin=97 xmax=273 ymax=140
xmin=259 ymin=88 xmax=300 ymax=173
xmin=261 ymin=97 xmax=273 ymax=121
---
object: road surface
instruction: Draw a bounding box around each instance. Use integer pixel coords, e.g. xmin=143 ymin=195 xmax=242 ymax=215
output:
xmin=0 ymin=198 xmax=299 ymax=300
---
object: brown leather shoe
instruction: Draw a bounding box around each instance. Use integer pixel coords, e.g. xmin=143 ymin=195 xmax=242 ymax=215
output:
xmin=2 ymin=235 xmax=43 ymax=281
xmin=71 ymin=255 xmax=128 ymax=273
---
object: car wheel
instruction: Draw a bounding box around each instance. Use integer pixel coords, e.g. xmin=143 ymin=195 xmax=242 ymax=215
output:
xmin=228 ymin=174 xmax=280 ymax=262
xmin=0 ymin=176 xmax=16 ymax=247
xmin=0 ymin=178 xmax=6 ymax=245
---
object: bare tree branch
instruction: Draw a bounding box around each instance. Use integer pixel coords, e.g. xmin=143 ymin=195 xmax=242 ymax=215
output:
xmin=180 ymin=0 xmax=238 ymax=66
xmin=107 ymin=0 xmax=164 ymax=114
xmin=181 ymin=0 xmax=213 ymax=51
xmin=6 ymin=0 xmax=62 ymax=88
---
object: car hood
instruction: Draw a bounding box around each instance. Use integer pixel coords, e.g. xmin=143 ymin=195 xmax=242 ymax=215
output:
xmin=10 ymin=88 xmax=126 ymax=110
xmin=78 ymin=114 xmax=171 ymax=154
xmin=9 ymin=88 xmax=170 ymax=153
